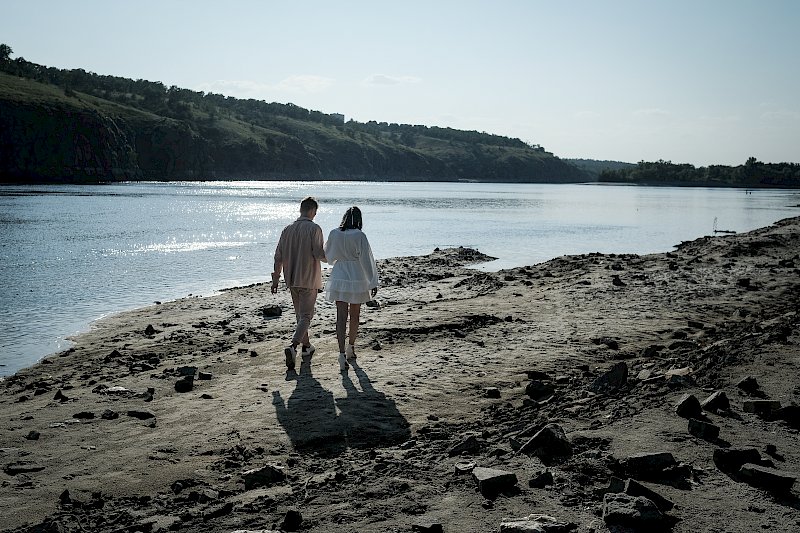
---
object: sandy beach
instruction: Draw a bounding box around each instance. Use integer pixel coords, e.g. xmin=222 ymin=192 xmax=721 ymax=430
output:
xmin=2 ymin=217 xmax=799 ymax=533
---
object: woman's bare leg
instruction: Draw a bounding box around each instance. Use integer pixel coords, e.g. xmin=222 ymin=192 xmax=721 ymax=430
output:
xmin=336 ymin=301 xmax=349 ymax=353
xmin=348 ymin=303 xmax=361 ymax=349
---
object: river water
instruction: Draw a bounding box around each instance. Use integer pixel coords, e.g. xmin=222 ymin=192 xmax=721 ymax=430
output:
xmin=1 ymin=181 xmax=798 ymax=376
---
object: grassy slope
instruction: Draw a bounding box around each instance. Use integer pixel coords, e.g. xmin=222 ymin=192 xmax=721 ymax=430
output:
xmin=1 ymin=72 xmax=582 ymax=182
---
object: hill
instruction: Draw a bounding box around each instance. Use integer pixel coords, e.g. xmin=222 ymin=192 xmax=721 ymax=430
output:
xmin=0 ymin=45 xmax=588 ymax=184
xmin=565 ymin=158 xmax=635 ymax=178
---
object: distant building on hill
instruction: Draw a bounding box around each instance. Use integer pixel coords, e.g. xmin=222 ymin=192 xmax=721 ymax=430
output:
xmin=330 ymin=113 xmax=345 ymax=124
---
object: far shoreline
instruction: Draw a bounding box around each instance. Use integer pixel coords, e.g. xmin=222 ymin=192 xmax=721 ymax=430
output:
xmin=3 ymin=178 xmax=800 ymax=189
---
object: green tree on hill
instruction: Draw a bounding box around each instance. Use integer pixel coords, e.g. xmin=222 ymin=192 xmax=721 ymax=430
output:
xmin=0 ymin=44 xmax=11 ymax=62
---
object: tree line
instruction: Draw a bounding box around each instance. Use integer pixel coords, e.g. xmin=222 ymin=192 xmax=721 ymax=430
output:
xmin=0 ymin=43 xmax=544 ymax=152
xmin=599 ymin=157 xmax=800 ymax=188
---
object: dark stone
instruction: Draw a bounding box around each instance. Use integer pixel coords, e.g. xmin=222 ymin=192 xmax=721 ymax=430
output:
xmin=175 ymin=376 xmax=194 ymax=393
xmin=589 ymin=362 xmax=628 ymax=393
xmin=675 ymin=393 xmax=702 ymax=418
xmin=592 ymin=337 xmax=620 ymax=350
xmin=484 ymin=387 xmax=501 ymax=398
xmin=620 ymin=452 xmax=678 ymax=479
xmin=595 ymin=476 xmax=626 ymax=498
xmin=688 ymin=418 xmax=720 ymax=441
xmin=736 ymin=375 xmax=760 ymax=393
xmin=25 ymin=430 xmax=41 ymax=441
xmin=53 ymin=389 xmax=69 ymax=402
xmin=472 ymin=466 xmax=518 ymax=498
xmin=260 ymin=304 xmax=282 ymax=317
xmin=624 ymin=478 xmax=674 ymax=512
xmin=688 ymin=320 xmax=704 ymax=329
xmin=518 ymin=423 xmax=572 ymax=460
xmin=281 ymin=509 xmax=303 ymax=531
xmin=765 ymin=444 xmax=779 ymax=457
xmin=242 ymin=464 xmax=286 ymax=490
xmin=177 ymin=366 xmax=197 ymax=376
xmin=736 ymin=278 xmax=751 ymax=288
xmin=202 ymin=502 xmax=233 ymax=521
xmin=528 ymin=469 xmax=554 ymax=488
xmin=101 ymin=409 xmax=119 ymax=420
xmin=713 ymin=447 xmax=762 ymax=474
xmin=170 ymin=479 xmax=201 ymax=494
xmin=73 ymin=411 xmax=95 ymax=420
xmin=603 ymin=493 xmax=665 ymax=527
xmin=526 ymin=380 xmax=555 ymax=401
xmin=127 ymin=410 xmax=155 ymax=420
xmin=526 ymin=370 xmax=552 ymax=381
xmin=642 ymin=344 xmax=665 ymax=358
xmin=144 ymin=324 xmax=157 ymax=336
xmin=743 ymin=399 xmax=781 ymax=416
xmin=198 ymin=371 xmax=212 ymax=380
xmin=4 ymin=462 xmax=46 ymax=475
xmin=412 ymin=522 xmax=444 ymax=533
xmin=611 ymin=275 xmax=626 ymax=287
xmin=188 ymin=488 xmax=219 ymax=503
xmin=448 ymin=435 xmax=484 ymax=457
xmin=668 ymin=340 xmax=697 ymax=351
xmin=701 ymin=390 xmax=730 ymax=412
xmin=739 ymin=463 xmax=796 ymax=494
xmin=773 ymin=405 xmax=800 ymax=428
xmin=667 ymin=375 xmax=693 ymax=389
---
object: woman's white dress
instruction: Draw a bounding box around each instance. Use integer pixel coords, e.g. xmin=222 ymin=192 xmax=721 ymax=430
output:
xmin=324 ymin=228 xmax=379 ymax=304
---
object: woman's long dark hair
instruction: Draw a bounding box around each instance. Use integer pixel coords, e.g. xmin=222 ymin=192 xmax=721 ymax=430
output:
xmin=339 ymin=206 xmax=363 ymax=231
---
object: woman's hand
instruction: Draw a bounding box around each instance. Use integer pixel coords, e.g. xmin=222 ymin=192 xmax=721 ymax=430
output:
xmin=371 ymin=287 xmax=378 ymax=297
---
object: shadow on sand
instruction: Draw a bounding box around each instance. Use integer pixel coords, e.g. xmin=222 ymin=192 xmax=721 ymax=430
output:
xmin=272 ymin=357 xmax=410 ymax=456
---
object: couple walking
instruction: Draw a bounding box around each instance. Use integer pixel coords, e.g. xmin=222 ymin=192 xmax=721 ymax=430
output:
xmin=271 ymin=196 xmax=378 ymax=372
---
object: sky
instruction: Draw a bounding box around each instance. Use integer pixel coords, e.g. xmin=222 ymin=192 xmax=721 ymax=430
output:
xmin=2 ymin=0 xmax=799 ymax=166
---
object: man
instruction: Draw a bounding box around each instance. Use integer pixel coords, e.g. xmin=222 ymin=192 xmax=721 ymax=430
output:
xmin=271 ymin=196 xmax=326 ymax=370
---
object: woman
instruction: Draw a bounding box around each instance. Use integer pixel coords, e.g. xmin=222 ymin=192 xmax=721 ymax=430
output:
xmin=324 ymin=206 xmax=379 ymax=371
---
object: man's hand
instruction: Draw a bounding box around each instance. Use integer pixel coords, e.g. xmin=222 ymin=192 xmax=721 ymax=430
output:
xmin=271 ymin=273 xmax=281 ymax=294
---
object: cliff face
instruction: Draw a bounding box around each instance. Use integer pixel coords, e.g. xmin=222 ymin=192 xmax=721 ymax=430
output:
xmin=0 ymin=74 xmax=588 ymax=183
xmin=0 ymin=100 xmax=142 ymax=182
